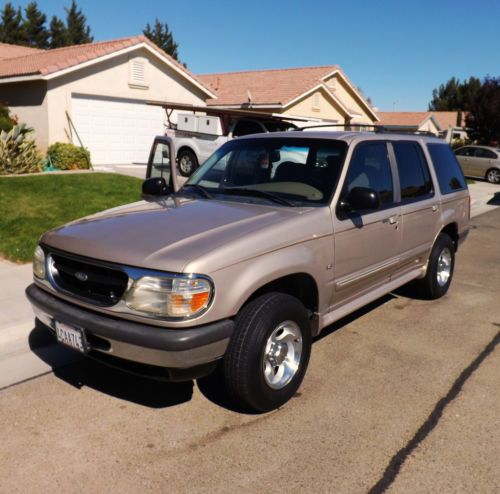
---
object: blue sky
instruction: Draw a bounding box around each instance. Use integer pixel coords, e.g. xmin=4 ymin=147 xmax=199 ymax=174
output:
xmin=12 ymin=0 xmax=500 ymax=110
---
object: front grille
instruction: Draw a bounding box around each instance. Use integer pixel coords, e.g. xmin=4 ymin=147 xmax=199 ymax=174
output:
xmin=48 ymin=252 xmax=129 ymax=306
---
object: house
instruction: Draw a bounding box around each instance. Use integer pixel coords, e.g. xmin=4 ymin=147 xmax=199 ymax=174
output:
xmin=377 ymin=112 xmax=441 ymax=135
xmin=0 ymin=37 xmax=215 ymax=164
xmin=432 ymin=111 xmax=468 ymax=141
xmin=198 ymin=66 xmax=379 ymax=127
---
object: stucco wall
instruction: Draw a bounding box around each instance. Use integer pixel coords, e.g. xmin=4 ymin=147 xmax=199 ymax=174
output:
xmin=46 ymin=47 xmax=208 ymax=144
xmin=0 ymin=81 xmax=49 ymax=151
xmin=323 ymin=74 xmax=376 ymax=124
xmin=284 ymin=88 xmax=346 ymax=122
xmin=418 ymin=119 xmax=440 ymax=135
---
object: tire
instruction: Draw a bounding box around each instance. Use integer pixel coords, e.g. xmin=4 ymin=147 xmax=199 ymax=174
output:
xmin=485 ymin=168 xmax=500 ymax=184
xmin=177 ymin=149 xmax=198 ymax=177
xmin=417 ymin=233 xmax=455 ymax=300
xmin=223 ymin=292 xmax=312 ymax=412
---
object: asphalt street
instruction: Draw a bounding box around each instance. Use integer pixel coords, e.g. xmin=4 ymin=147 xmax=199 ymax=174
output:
xmin=0 ymin=209 xmax=499 ymax=494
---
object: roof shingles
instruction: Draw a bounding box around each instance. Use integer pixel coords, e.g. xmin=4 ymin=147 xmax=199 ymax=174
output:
xmin=0 ymin=36 xmax=210 ymax=96
xmin=198 ymin=66 xmax=341 ymax=107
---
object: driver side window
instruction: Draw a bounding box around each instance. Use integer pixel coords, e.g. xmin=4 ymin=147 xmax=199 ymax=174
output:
xmin=342 ymin=141 xmax=394 ymax=206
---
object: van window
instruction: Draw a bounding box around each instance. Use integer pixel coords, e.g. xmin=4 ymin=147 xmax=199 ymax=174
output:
xmin=232 ymin=120 xmax=265 ymax=137
xmin=427 ymin=144 xmax=467 ymax=194
xmin=393 ymin=142 xmax=433 ymax=200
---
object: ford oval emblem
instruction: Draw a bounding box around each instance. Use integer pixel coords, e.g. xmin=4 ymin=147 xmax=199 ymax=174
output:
xmin=75 ymin=271 xmax=89 ymax=282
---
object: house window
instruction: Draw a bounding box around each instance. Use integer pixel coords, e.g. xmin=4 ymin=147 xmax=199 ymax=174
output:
xmin=129 ymin=57 xmax=149 ymax=88
xmin=312 ymin=92 xmax=320 ymax=111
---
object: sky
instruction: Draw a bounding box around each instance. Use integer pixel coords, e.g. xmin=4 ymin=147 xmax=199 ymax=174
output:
xmin=9 ymin=0 xmax=500 ymax=111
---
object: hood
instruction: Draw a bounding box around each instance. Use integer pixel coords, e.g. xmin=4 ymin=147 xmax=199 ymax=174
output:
xmin=42 ymin=197 xmax=332 ymax=273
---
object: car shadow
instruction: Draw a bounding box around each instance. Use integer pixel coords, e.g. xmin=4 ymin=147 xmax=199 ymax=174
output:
xmin=28 ymin=321 xmax=193 ymax=409
xmin=487 ymin=192 xmax=500 ymax=205
xmin=28 ymin=291 xmax=404 ymax=414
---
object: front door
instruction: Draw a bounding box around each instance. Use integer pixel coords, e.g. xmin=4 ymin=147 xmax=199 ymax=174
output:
xmin=332 ymin=141 xmax=401 ymax=308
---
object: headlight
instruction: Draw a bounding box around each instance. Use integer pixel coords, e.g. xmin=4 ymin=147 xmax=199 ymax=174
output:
xmin=33 ymin=245 xmax=46 ymax=279
xmin=125 ymin=275 xmax=212 ymax=318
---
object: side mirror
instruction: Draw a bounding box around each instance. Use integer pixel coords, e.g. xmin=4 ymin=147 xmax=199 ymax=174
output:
xmin=142 ymin=177 xmax=171 ymax=198
xmin=342 ymin=187 xmax=380 ymax=212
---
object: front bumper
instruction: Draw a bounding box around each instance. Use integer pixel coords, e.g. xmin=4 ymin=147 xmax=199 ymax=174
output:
xmin=26 ymin=284 xmax=234 ymax=372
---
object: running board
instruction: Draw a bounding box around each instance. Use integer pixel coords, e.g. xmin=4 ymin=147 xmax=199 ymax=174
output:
xmin=320 ymin=267 xmax=426 ymax=331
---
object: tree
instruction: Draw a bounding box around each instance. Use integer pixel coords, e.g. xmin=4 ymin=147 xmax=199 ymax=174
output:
xmin=0 ymin=3 xmax=25 ymax=45
xmin=65 ymin=0 xmax=92 ymax=45
xmin=143 ymin=18 xmax=180 ymax=61
xmin=23 ymin=2 xmax=49 ymax=48
xmin=428 ymin=76 xmax=481 ymax=111
xmin=0 ymin=103 xmax=15 ymax=132
xmin=466 ymin=77 xmax=500 ymax=145
xmin=49 ymin=15 xmax=66 ymax=48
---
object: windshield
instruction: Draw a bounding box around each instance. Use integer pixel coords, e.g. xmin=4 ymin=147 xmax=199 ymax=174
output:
xmin=184 ymin=138 xmax=347 ymax=205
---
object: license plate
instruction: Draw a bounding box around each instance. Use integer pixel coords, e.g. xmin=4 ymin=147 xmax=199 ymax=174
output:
xmin=55 ymin=321 xmax=88 ymax=353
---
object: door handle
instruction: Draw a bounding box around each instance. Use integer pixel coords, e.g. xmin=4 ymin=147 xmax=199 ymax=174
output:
xmin=431 ymin=205 xmax=439 ymax=212
xmin=382 ymin=216 xmax=398 ymax=225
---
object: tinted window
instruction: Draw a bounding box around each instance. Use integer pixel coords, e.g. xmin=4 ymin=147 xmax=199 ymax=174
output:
xmin=475 ymin=148 xmax=497 ymax=159
xmin=232 ymin=120 xmax=264 ymax=137
xmin=343 ymin=141 xmax=393 ymax=206
xmin=427 ymin=144 xmax=467 ymax=194
xmin=393 ymin=142 xmax=433 ymax=200
xmin=455 ymin=147 xmax=473 ymax=156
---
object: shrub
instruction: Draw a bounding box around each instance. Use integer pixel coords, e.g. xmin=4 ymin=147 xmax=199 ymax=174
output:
xmin=0 ymin=103 xmax=15 ymax=133
xmin=47 ymin=142 xmax=91 ymax=170
xmin=0 ymin=123 xmax=44 ymax=175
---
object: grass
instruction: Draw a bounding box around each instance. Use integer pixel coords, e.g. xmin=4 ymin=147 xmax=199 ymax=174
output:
xmin=0 ymin=173 xmax=142 ymax=263
xmin=466 ymin=178 xmax=476 ymax=184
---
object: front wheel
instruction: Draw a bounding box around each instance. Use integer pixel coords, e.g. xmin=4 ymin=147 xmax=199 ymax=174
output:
xmin=177 ymin=149 xmax=198 ymax=177
xmin=416 ymin=233 xmax=455 ymax=299
xmin=485 ymin=168 xmax=500 ymax=184
xmin=223 ymin=293 xmax=312 ymax=412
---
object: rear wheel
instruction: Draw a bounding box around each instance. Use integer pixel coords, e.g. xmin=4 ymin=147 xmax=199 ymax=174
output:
xmin=485 ymin=168 xmax=500 ymax=184
xmin=223 ymin=293 xmax=311 ymax=412
xmin=416 ymin=233 xmax=455 ymax=299
xmin=178 ymin=149 xmax=198 ymax=177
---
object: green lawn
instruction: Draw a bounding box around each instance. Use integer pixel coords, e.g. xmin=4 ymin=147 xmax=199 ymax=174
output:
xmin=0 ymin=173 xmax=142 ymax=263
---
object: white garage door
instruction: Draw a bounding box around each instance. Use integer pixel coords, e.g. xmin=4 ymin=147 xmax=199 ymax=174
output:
xmin=71 ymin=95 xmax=166 ymax=165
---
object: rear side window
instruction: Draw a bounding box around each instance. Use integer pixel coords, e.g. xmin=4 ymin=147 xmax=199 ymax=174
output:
xmin=475 ymin=148 xmax=497 ymax=159
xmin=393 ymin=142 xmax=433 ymax=201
xmin=427 ymin=144 xmax=467 ymax=194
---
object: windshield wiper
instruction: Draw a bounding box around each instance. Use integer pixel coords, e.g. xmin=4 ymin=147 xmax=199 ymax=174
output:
xmin=220 ymin=187 xmax=296 ymax=207
xmin=181 ymin=184 xmax=213 ymax=199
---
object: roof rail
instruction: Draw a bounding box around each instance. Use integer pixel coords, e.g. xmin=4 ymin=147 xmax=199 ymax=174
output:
xmin=296 ymin=123 xmax=438 ymax=137
xmin=296 ymin=123 xmax=378 ymax=131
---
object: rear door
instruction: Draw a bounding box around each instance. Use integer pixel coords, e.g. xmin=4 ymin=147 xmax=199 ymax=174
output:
xmin=473 ymin=147 xmax=498 ymax=177
xmin=455 ymin=146 xmax=475 ymax=176
xmin=390 ymin=140 xmax=441 ymax=277
xmin=332 ymin=141 xmax=401 ymax=307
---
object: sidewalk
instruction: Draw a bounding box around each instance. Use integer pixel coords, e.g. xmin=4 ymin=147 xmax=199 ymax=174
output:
xmin=0 ymin=260 xmax=79 ymax=389
xmin=0 ymin=181 xmax=498 ymax=389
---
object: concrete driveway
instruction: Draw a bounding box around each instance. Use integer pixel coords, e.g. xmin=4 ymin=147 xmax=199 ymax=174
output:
xmin=0 ymin=208 xmax=498 ymax=493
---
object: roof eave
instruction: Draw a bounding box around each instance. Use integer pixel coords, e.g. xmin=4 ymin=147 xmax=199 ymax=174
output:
xmin=320 ymin=69 xmax=379 ymax=122
xmin=0 ymin=42 xmax=216 ymax=99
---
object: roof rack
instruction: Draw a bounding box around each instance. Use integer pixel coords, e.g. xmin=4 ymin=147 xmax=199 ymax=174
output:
xmin=296 ymin=123 xmax=438 ymax=137
xmin=296 ymin=123 xmax=378 ymax=131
